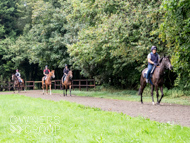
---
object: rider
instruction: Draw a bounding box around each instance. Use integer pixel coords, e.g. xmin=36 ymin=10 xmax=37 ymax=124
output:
xmin=15 ymin=69 xmax=22 ymax=83
xmin=146 ymin=46 xmax=160 ymax=83
xmin=43 ymin=65 xmax=50 ymax=84
xmin=63 ymin=64 xmax=69 ymax=82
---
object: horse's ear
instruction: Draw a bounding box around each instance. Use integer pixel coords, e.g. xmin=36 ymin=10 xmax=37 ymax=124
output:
xmin=159 ymin=57 xmax=163 ymax=63
xmin=166 ymin=55 xmax=171 ymax=59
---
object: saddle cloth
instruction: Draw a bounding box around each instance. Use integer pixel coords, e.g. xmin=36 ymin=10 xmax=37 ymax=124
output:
xmin=143 ymin=65 xmax=157 ymax=78
xmin=63 ymin=75 xmax=67 ymax=82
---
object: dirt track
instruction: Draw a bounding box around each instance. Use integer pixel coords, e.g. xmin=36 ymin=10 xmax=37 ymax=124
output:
xmin=1 ymin=90 xmax=190 ymax=127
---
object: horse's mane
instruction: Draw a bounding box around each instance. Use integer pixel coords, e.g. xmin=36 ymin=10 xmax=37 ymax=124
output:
xmin=159 ymin=55 xmax=170 ymax=64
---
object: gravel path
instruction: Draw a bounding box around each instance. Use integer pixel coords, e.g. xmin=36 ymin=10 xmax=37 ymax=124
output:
xmin=1 ymin=90 xmax=190 ymax=127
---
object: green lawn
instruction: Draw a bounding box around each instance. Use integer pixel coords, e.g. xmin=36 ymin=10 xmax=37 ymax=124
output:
xmin=0 ymin=94 xmax=190 ymax=142
xmin=52 ymin=89 xmax=190 ymax=105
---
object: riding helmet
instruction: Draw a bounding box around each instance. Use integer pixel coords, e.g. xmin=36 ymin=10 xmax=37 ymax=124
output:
xmin=151 ymin=46 xmax=157 ymax=51
xmin=45 ymin=65 xmax=48 ymax=68
xmin=65 ymin=64 xmax=67 ymax=67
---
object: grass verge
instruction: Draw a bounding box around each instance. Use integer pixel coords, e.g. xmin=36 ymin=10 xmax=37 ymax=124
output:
xmin=0 ymin=94 xmax=190 ymax=142
xmin=52 ymin=88 xmax=190 ymax=105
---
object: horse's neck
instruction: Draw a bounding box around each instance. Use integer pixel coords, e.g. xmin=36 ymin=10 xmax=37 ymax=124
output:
xmin=47 ymin=74 xmax=52 ymax=81
xmin=66 ymin=74 xmax=71 ymax=81
xmin=157 ymin=62 xmax=165 ymax=77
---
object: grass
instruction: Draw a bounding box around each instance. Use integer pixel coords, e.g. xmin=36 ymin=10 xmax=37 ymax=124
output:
xmin=0 ymin=94 xmax=190 ymax=142
xmin=52 ymin=87 xmax=190 ymax=105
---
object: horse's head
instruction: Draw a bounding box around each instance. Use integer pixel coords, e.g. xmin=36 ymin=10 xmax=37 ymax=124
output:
xmin=159 ymin=55 xmax=173 ymax=70
xmin=12 ymin=74 xmax=15 ymax=81
xmin=50 ymin=70 xmax=55 ymax=78
xmin=68 ymin=70 xmax=73 ymax=80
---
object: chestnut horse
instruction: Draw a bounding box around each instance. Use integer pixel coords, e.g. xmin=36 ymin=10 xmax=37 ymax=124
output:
xmin=42 ymin=70 xmax=55 ymax=95
xmin=12 ymin=74 xmax=25 ymax=93
xmin=138 ymin=56 xmax=173 ymax=105
xmin=61 ymin=70 xmax=73 ymax=96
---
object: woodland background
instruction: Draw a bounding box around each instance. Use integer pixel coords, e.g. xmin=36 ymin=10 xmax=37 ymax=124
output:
xmin=0 ymin=0 xmax=189 ymax=89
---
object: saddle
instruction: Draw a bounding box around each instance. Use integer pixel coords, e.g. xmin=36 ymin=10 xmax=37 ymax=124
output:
xmin=63 ymin=75 xmax=67 ymax=82
xmin=17 ymin=76 xmax=22 ymax=83
xmin=143 ymin=65 xmax=157 ymax=78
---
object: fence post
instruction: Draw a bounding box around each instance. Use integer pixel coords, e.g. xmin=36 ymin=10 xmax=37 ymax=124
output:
xmin=94 ymin=79 xmax=95 ymax=89
xmin=33 ymin=81 xmax=35 ymax=90
xmin=8 ymin=82 xmax=10 ymax=91
xmin=54 ymin=81 xmax=56 ymax=89
xmin=79 ymin=80 xmax=81 ymax=91
xmin=60 ymin=80 xmax=62 ymax=89
xmin=86 ymin=80 xmax=88 ymax=91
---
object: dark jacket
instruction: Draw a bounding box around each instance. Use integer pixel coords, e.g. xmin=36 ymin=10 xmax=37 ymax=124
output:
xmin=63 ymin=68 xmax=69 ymax=74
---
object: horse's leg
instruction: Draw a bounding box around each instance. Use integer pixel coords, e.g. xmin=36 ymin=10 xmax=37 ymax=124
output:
xmin=151 ymin=85 xmax=155 ymax=105
xmin=63 ymin=85 xmax=65 ymax=96
xmin=69 ymin=85 xmax=71 ymax=96
xmin=18 ymin=84 xmax=20 ymax=93
xmin=50 ymin=85 xmax=51 ymax=95
xmin=139 ymin=76 xmax=146 ymax=104
xmin=46 ymin=84 xmax=48 ymax=95
xmin=13 ymin=84 xmax=15 ymax=93
xmin=158 ymin=86 xmax=164 ymax=104
xmin=65 ymin=85 xmax=67 ymax=96
xmin=42 ymin=80 xmax=44 ymax=95
xmin=155 ymin=86 xmax=159 ymax=104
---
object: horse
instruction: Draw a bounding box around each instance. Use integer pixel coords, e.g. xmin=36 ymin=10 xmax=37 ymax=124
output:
xmin=138 ymin=55 xmax=173 ymax=105
xmin=12 ymin=74 xmax=25 ymax=93
xmin=42 ymin=70 xmax=55 ymax=95
xmin=61 ymin=70 xmax=73 ymax=96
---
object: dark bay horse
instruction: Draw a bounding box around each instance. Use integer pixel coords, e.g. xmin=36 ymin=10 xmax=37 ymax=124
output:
xmin=12 ymin=74 xmax=25 ymax=93
xmin=138 ymin=55 xmax=173 ymax=105
xmin=61 ymin=70 xmax=73 ymax=96
xmin=42 ymin=70 xmax=55 ymax=95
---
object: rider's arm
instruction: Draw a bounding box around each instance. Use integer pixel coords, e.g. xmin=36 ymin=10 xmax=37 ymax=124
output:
xmin=43 ymin=70 xmax=46 ymax=75
xmin=147 ymin=53 xmax=155 ymax=64
xmin=63 ymin=68 xmax=67 ymax=75
xmin=148 ymin=58 xmax=154 ymax=64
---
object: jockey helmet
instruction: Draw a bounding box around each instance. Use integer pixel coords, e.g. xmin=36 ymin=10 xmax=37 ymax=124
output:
xmin=45 ymin=65 xmax=48 ymax=68
xmin=151 ymin=46 xmax=157 ymax=51
xmin=65 ymin=64 xmax=67 ymax=67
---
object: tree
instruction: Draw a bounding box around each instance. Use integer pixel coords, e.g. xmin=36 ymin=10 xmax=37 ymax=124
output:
xmin=158 ymin=0 xmax=190 ymax=89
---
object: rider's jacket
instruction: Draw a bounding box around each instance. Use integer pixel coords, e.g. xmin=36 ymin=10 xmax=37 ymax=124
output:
xmin=15 ymin=72 xmax=21 ymax=77
xmin=44 ymin=69 xmax=50 ymax=74
xmin=147 ymin=52 xmax=160 ymax=65
xmin=63 ymin=68 xmax=69 ymax=75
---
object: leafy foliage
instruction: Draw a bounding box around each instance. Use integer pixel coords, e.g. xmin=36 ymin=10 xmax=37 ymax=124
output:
xmin=158 ymin=0 xmax=190 ymax=89
xmin=0 ymin=0 xmax=189 ymax=89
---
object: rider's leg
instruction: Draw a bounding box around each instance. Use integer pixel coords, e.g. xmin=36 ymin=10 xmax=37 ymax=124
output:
xmin=63 ymin=75 xmax=65 ymax=82
xmin=44 ymin=76 xmax=46 ymax=84
xmin=146 ymin=64 xmax=153 ymax=83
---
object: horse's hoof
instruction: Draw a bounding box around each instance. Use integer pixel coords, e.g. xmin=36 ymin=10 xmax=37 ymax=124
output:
xmin=156 ymin=102 xmax=160 ymax=105
xmin=141 ymin=102 xmax=143 ymax=104
xmin=152 ymin=102 xmax=155 ymax=105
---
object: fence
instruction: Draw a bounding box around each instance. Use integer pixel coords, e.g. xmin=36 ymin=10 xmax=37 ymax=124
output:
xmin=0 ymin=79 xmax=95 ymax=91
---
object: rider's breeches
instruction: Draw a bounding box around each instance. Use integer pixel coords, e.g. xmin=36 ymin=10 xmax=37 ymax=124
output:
xmin=146 ymin=64 xmax=153 ymax=79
